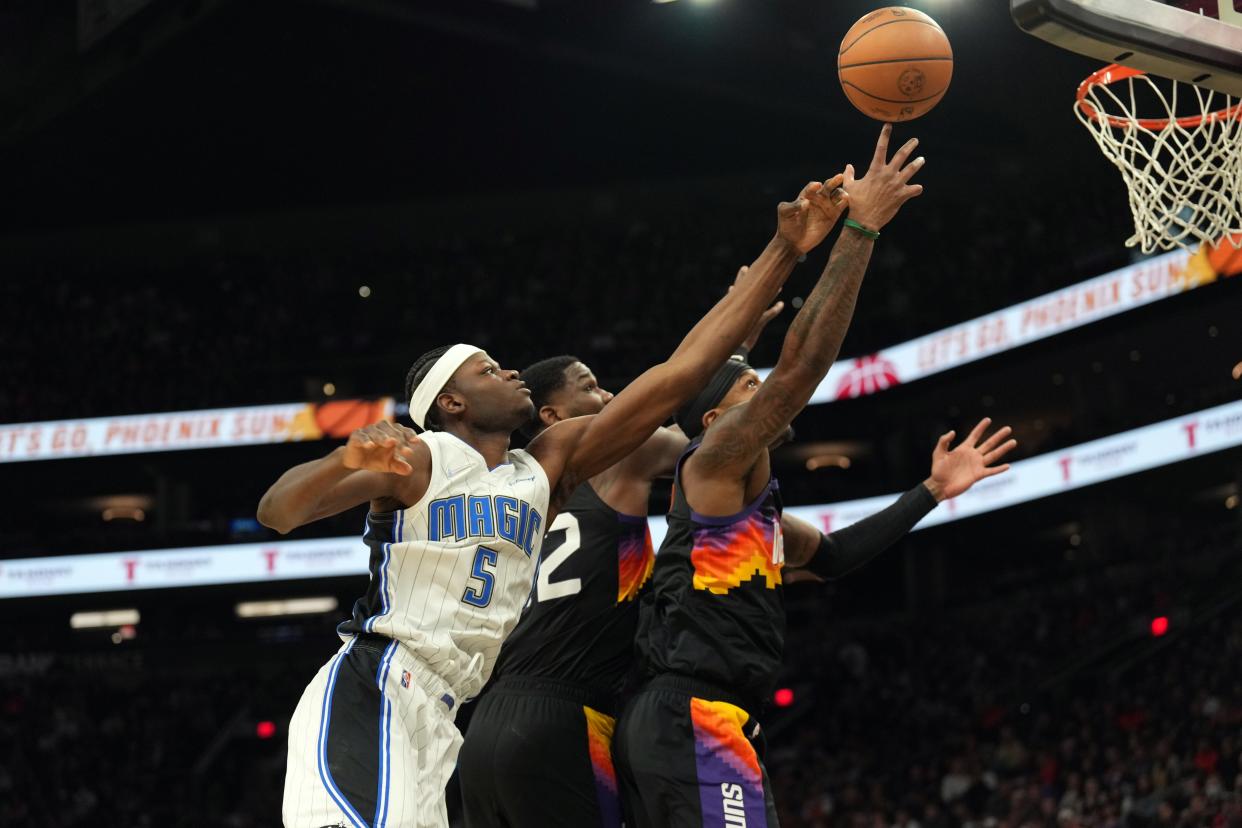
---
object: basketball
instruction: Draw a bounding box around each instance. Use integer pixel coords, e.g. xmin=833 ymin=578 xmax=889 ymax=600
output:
xmin=838 ymin=7 xmax=954 ymax=122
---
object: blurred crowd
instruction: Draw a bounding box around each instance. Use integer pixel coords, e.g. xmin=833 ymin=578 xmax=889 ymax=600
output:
xmin=772 ymin=559 xmax=1242 ymax=828
xmin=0 ymin=179 xmax=1133 ymax=427
xmin=4 ymin=536 xmax=1239 ymax=827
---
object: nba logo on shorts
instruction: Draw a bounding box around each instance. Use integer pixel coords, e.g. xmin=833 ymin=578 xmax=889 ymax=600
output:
xmin=401 ymin=671 xmax=411 ymax=689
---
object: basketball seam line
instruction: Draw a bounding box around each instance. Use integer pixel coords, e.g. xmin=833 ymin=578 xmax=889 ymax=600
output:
xmin=840 ymin=80 xmax=946 ymax=105
xmin=839 ymin=56 xmax=953 ymax=70
xmin=839 ymin=19 xmax=945 ymax=59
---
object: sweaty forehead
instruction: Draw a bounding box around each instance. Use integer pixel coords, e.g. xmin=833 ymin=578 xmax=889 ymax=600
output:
xmin=570 ymin=362 xmax=594 ymax=383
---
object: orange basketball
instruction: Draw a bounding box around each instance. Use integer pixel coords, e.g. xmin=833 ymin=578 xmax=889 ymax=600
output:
xmin=1207 ymin=233 xmax=1242 ymax=277
xmin=838 ymin=7 xmax=953 ymax=122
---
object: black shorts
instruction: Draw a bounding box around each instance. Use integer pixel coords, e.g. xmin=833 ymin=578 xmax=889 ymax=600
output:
xmin=614 ymin=676 xmax=779 ymax=828
xmin=457 ymin=676 xmax=621 ymax=828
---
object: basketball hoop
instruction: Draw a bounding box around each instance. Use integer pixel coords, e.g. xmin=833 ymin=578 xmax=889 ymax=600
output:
xmin=1075 ymin=64 xmax=1242 ymax=253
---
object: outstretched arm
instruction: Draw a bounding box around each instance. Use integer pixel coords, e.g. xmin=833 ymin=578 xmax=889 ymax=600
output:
xmin=528 ymin=180 xmax=848 ymax=508
xmin=691 ymin=125 xmax=924 ymax=483
xmin=257 ymin=422 xmax=429 ymax=534
xmin=783 ymin=419 xmax=1017 ymax=574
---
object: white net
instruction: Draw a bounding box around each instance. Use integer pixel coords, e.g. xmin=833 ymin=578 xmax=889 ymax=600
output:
xmin=1074 ymin=66 xmax=1242 ymax=253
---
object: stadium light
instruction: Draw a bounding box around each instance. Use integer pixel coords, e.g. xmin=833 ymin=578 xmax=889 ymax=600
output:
xmin=1150 ymin=616 xmax=1169 ymax=637
xmin=806 ymin=454 xmax=851 ymax=471
xmin=70 ymin=608 xmax=139 ymax=629
xmin=256 ymin=721 xmax=277 ymax=739
xmin=774 ymin=688 xmax=795 ymax=707
xmin=235 ymin=597 xmax=339 ymax=618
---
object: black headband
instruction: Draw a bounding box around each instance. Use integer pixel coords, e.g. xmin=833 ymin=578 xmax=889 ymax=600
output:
xmin=675 ymin=349 xmax=752 ymax=440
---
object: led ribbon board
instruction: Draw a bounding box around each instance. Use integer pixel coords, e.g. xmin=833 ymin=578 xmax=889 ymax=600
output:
xmin=3 ymin=398 xmax=1239 ymax=598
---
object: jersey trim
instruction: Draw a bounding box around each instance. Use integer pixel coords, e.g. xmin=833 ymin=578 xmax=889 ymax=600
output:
xmin=363 ymin=509 xmax=402 ymax=633
xmin=374 ymin=639 xmax=398 ymax=828
xmin=688 ymin=479 xmax=777 ymax=527
xmin=316 ymin=636 xmax=369 ymax=828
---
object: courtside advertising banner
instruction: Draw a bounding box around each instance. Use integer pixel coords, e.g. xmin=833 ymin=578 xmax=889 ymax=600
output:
xmin=0 ymin=398 xmax=394 ymax=463
xmin=0 ymin=537 xmax=370 ymax=598
xmin=4 ymin=399 xmax=1239 ymax=599
xmin=650 ymin=398 xmax=1242 ymax=547
xmin=761 ymin=248 xmax=1228 ymax=404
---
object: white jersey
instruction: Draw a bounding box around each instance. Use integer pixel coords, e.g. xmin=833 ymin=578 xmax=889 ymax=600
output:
xmin=338 ymin=431 xmax=551 ymax=702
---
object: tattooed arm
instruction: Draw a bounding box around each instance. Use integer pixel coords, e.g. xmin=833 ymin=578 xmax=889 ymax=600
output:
xmin=686 ymin=125 xmax=926 ymax=500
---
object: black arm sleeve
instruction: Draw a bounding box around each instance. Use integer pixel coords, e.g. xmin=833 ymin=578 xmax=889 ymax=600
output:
xmin=804 ymin=484 xmax=938 ymax=580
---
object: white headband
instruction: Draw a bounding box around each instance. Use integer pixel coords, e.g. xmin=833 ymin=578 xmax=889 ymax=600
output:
xmin=409 ymin=343 xmax=483 ymax=429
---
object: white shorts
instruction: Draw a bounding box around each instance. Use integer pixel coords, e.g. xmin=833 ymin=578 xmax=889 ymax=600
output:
xmin=283 ymin=635 xmax=464 ymax=828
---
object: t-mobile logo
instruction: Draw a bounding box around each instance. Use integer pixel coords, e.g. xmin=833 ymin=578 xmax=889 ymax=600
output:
xmin=1183 ymin=421 xmax=1199 ymax=449
xmin=122 ymin=559 xmax=139 ymax=582
xmin=263 ymin=549 xmax=280 ymax=573
xmin=1058 ymin=456 xmax=1073 ymax=483
xmin=819 ymin=514 xmax=834 ymax=534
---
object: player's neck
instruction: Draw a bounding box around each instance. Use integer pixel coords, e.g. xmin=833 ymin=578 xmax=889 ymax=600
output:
xmin=444 ymin=423 xmax=511 ymax=470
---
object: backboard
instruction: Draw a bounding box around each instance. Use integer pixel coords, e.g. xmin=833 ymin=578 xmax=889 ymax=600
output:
xmin=1012 ymin=0 xmax=1242 ymax=95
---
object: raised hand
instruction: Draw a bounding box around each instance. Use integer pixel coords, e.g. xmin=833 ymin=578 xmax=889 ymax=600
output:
xmin=844 ymin=123 xmax=925 ymax=232
xmin=924 ymin=418 xmax=1017 ymax=501
xmin=776 ymin=174 xmax=850 ymax=254
xmin=342 ymin=421 xmax=422 ymax=476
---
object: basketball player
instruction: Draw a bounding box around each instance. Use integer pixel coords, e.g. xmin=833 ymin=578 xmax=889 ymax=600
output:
xmin=258 ymin=176 xmax=849 ymax=828
xmin=453 ymin=299 xmax=780 ymax=828
xmin=612 ymin=126 xmax=1017 ymax=827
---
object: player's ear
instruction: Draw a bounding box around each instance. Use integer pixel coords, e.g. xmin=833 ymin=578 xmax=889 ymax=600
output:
xmin=701 ymin=408 xmax=721 ymax=432
xmin=437 ymin=390 xmax=466 ymax=418
xmin=538 ymin=405 xmax=561 ymax=429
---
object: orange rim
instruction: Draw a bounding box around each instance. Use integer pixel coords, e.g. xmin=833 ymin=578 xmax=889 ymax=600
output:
xmin=1075 ymin=64 xmax=1242 ymax=130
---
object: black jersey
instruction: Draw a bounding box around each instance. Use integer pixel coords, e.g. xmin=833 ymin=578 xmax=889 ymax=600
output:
xmin=490 ymin=480 xmax=655 ymax=701
xmin=635 ymin=439 xmax=786 ymax=713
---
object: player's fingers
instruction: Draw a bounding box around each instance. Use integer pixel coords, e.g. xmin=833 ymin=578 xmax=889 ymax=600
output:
xmin=903 ymin=184 xmax=925 ymax=200
xmin=977 ymin=425 xmax=1012 ymax=454
xmin=800 ymin=180 xmax=823 ymax=199
xmin=871 ymin=123 xmax=892 ymax=168
xmin=829 ymin=188 xmax=849 ymax=208
xmin=389 ymin=455 xmax=413 ymax=476
xmin=891 ymin=136 xmax=920 ymax=168
xmin=983 ymin=463 xmax=1012 ymax=478
xmin=843 ymin=163 xmax=857 ymax=187
xmin=935 ymin=430 xmax=954 ymax=456
xmin=900 ymin=155 xmax=926 ymax=183
xmin=762 ymin=300 xmax=785 ymax=320
xmin=375 ymin=421 xmax=406 ymax=440
xmin=983 ymin=439 xmax=1019 ymax=465
xmin=807 ymin=189 xmax=835 ymax=210
xmin=822 ymin=173 xmax=845 ymax=191
xmin=964 ymin=417 xmax=991 ymax=447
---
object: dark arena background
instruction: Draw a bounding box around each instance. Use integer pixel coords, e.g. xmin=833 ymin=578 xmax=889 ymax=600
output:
xmin=3 ymin=1 xmax=1242 ymax=826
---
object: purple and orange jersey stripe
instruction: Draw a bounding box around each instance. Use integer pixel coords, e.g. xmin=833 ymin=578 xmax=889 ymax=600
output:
xmin=690 ymin=698 xmax=768 ymax=827
xmin=617 ymin=518 xmax=655 ymax=603
xmin=583 ymin=706 xmax=621 ymax=828
xmin=690 ymin=510 xmax=782 ymax=595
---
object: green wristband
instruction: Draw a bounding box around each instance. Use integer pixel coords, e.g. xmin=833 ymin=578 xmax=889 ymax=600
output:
xmin=843 ymin=218 xmax=880 ymax=240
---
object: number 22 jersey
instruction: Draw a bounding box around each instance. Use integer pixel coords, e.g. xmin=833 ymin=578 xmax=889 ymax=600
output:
xmin=490 ymin=480 xmax=656 ymax=703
